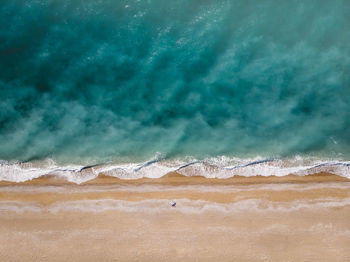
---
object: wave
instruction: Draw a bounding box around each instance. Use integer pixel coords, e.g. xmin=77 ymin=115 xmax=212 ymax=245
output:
xmin=1 ymin=156 xmax=350 ymax=184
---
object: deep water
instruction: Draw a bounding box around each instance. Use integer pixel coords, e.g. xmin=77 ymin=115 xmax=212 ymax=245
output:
xmin=0 ymin=0 xmax=350 ymax=164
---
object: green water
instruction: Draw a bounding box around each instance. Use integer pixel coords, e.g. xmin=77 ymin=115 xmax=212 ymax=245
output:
xmin=0 ymin=0 xmax=349 ymax=164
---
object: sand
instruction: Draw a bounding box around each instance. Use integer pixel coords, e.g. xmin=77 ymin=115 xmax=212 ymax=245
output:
xmin=1 ymin=173 xmax=350 ymax=261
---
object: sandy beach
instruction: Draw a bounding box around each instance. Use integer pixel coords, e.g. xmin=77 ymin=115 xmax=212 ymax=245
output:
xmin=2 ymin=0 xmax=349 ymax=261
xmin=1 ymin=173 xmax=350 ymax=261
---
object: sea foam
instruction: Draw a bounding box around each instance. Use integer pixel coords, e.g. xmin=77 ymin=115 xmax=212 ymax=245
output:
xmin=1 ymin=156 xmax=349 ymax=183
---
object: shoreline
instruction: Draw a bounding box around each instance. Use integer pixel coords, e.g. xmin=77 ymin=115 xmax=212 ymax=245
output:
xmin=0 ymin=172 xmax=349 ymax=206
xmin=1 ymin=171 xmax=349 ymax=186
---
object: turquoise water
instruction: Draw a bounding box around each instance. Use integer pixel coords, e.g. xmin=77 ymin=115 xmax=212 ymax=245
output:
xmin=0 ymin=0 xmax=350 ymax=165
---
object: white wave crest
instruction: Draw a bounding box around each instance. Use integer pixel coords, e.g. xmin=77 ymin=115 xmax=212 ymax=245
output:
xmin=1 ymin=155 xmax=350 ymax=183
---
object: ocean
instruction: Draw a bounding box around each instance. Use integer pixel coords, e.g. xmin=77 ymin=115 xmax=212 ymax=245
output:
xmin=1 ymin=0 xmax=350 ymax=182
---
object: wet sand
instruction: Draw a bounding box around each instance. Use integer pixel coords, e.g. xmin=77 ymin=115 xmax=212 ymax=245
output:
xmin=1 ymin=173 xmax=350 ymax=261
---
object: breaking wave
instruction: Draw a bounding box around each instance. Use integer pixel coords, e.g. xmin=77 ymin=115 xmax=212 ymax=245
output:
xmin=1 ymin=156 xmax=350 ymax=183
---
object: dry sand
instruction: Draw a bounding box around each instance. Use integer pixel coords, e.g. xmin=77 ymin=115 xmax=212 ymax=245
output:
xmin=1 ymin=172 xmax=350 ymax=261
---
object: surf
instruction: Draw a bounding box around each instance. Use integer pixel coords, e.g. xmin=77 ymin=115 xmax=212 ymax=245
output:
xmin=1 ymin=156 xmax=350 ymax=183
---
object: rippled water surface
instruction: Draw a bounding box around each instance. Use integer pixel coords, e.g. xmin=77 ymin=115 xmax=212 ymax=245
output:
xmin=0 ymin=0 xmax=349 ymax=166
